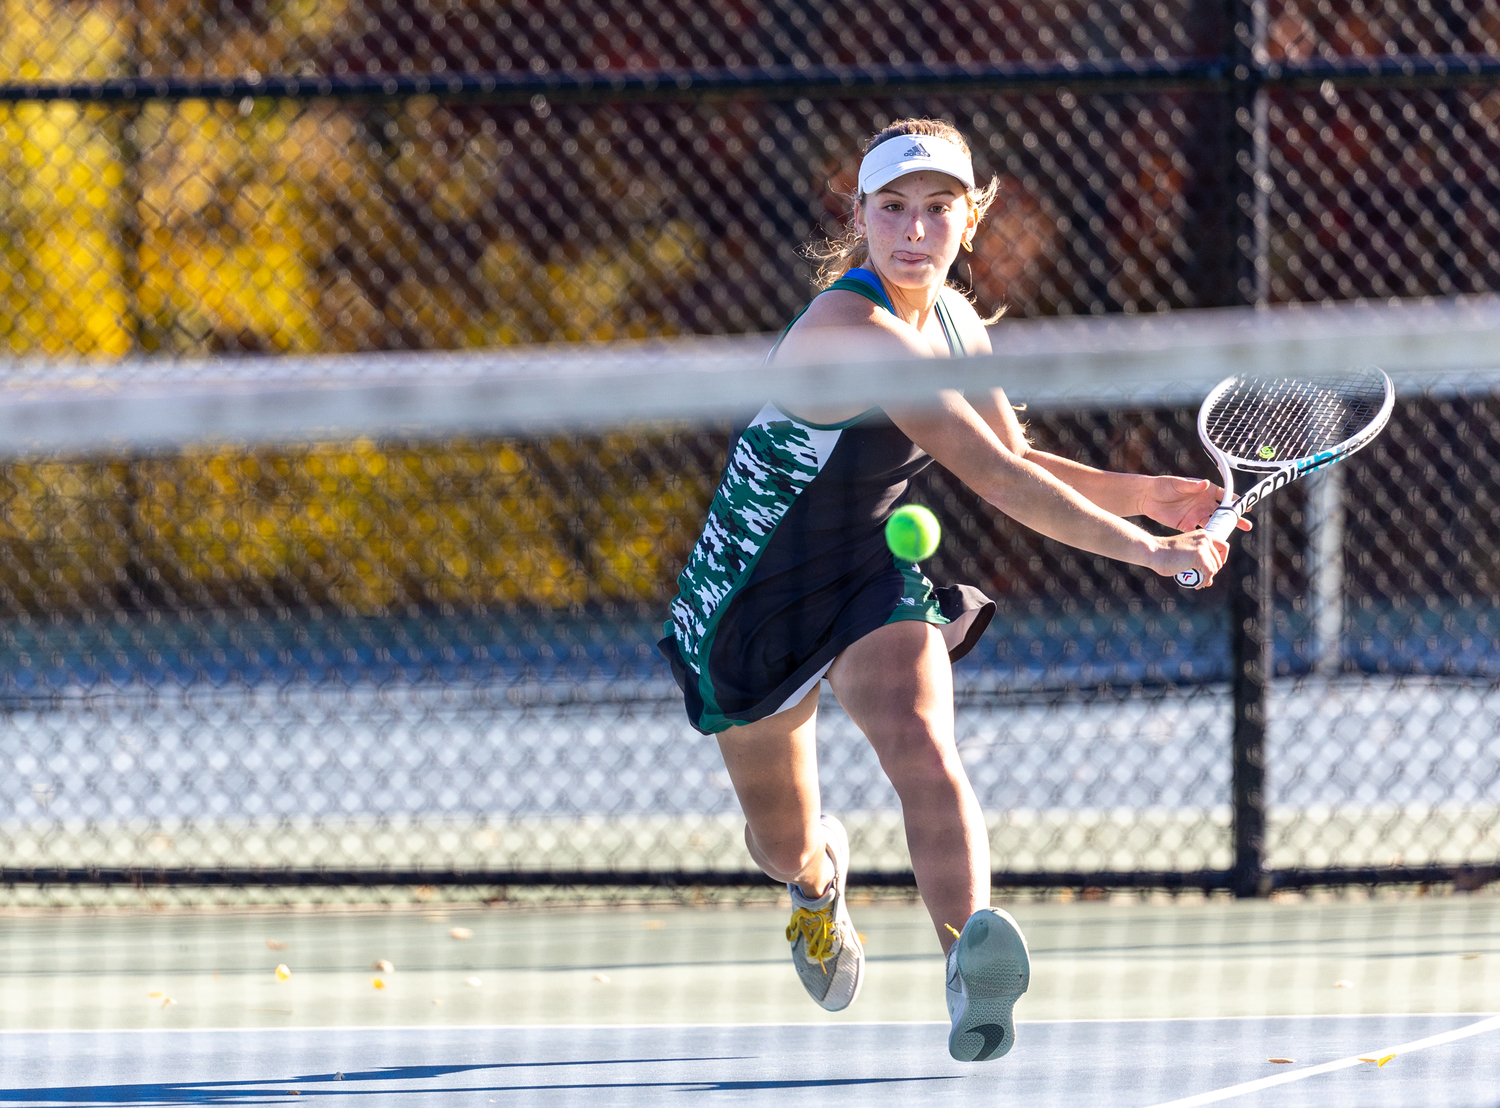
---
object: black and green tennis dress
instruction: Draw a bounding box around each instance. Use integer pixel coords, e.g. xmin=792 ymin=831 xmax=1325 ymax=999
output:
xmin=659 ymin=267 xmax=996 ymax=735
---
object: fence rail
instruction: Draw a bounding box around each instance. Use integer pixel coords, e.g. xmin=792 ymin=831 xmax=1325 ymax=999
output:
xmin=12 ymin=53 xmax=1500 ymax=108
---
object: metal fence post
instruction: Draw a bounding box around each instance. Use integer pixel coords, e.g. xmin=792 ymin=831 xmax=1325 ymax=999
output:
xmin=1226 ymin=0 xmax=1273 ymax=896
xmin=1237 ymin=0 xmax=1272 ymax=309
xmin=1229 ymin=516 xmax=1274 ymax=897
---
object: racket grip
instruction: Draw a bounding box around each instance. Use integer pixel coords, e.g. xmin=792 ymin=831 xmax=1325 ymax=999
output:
xmin=1202 ymin=507 xmax=1240 ymax=541
xmin=1176 ymin=508 xmax=1241 ymax=589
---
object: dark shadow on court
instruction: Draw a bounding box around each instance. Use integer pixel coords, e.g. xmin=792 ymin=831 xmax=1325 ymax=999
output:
xmin=1 ymin=1057 xmax=732 ymax=1103
xmin=0 ymin=1067 xmax=964 ymax=1104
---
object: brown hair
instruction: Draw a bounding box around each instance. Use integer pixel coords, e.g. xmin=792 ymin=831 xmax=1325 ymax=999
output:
xmin=806 ymin=119 xmax=1002 ymax=308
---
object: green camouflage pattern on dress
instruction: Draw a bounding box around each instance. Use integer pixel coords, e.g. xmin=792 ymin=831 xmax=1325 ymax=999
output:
xmin=668 ymin=404 xmax=841 ymax=670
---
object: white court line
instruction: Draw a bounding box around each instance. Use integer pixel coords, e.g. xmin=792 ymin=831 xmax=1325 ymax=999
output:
xmin=1142 ymin=1013 xmax=1500 ymax=1108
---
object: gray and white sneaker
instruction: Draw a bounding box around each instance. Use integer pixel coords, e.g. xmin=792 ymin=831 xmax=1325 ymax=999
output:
xmin=784 ymin=814 xmax=864 ymax=1011
xmin=945 ymin=907 xmax=1031 ymax=1062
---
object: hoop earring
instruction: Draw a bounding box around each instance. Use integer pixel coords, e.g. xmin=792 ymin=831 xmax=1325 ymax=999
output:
xmin=961 ymin=239 xmax=973 ymax=253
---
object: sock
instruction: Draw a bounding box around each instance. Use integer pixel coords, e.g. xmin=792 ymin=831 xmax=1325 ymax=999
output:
xmin=788 ymin=881 xmax=834 ymax=910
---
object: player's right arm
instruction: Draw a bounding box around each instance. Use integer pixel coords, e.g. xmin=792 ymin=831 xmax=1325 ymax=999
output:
xmin=948 ymin=298 xmax=1243 ymax=539
xmin=967 ymin=384 xmax=1248 ymax=537
xmin=885 ymin=391 xmax=1227 ymax=584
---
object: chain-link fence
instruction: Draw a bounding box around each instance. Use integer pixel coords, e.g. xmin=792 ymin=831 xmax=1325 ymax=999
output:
xmin=10 ymin=2 xmax=1500 ymax=356
xmin=2 ymin=1 xmax=1499 ymax=894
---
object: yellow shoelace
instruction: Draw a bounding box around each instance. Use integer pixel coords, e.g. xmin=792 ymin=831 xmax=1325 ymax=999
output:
xmin=785 ymin=905 xmax=838 ymax=970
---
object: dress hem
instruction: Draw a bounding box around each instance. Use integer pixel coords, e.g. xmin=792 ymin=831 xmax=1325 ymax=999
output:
xmin=659 ymin=583 xmax=995 ymax=736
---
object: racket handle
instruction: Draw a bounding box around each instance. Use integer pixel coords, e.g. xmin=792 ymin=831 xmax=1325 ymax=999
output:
xmin=1176 ymin=507 xmax=1241 ymax=588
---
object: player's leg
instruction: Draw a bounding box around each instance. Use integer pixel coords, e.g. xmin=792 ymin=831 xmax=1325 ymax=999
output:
xmin=828 ymin=620 xmax=1029 ymax=1061
xmin=716 ymin=685 xmax=865 ymax=1011
xmin=714 ymin=684 xmax=830 ymax=897
xmin=826 ymin=619 xmax=987 ymax=946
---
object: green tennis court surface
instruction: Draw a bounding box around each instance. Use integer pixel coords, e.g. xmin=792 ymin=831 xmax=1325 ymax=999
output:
xmin=3 ymin=891 xmax=1495 ymax=1105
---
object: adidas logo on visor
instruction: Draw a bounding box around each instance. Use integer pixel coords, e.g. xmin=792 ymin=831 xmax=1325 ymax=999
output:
xmin=903 ymin=142 xmax=930 ymax=157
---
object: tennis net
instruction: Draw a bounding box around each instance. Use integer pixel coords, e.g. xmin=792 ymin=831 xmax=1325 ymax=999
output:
xmin=2 ymin=295 xmax=1499 ymax=902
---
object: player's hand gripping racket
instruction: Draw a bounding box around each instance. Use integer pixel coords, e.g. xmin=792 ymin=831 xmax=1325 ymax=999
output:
xmin=1176 ymin=368 xmax=1395 ymax=588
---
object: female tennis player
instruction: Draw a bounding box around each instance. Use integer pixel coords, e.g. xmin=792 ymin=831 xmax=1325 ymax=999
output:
xmin=658 ymin=119 xmax=1239 ymax=1062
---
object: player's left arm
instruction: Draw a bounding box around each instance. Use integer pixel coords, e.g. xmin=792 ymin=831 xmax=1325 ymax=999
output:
xmin=953 ymin=295 xmax=1245 ymax=533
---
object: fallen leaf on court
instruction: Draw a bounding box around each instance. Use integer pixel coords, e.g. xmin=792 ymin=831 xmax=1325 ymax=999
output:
xmin=432 ymin=999 xmax=443 ymax=1005
xmin=1358 ymin=1054 xmax=1396 ymax=1068
xmin=1461 ymin=953 xmax=1481 ymax=960
xmin=465 ymin=976 xmax=482 ymax=987
xmin=275 ymin=964 xmax=292 ymax=981
xmin=594 ymin=974 xmax=611 ymax=983
xmin=372 ymin=977 xmax=386 ymax=989
xmin=1333 ymin=980 xmax=1353 ymax=988
xmin=266 ymin=940 xmax=287 ymax=951
xmin=147 ymin=991 xmax=163 ymax=998
xmin=160 ymin=997 xmax=176 ymax=1009
xmin=373 ymin=959 xmax=395 ymax=972
xmin=1267 ymin=1058 xmax=1295 ymax=1064
xmin=450 ymin=927 xmax=473 ymax=940
xmin=857 ymin=932 xmax=868 ymax=944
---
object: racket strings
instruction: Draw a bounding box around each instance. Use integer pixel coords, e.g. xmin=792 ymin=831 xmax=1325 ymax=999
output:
xmin=1203 ymin=372 xmax=1389 ymax=464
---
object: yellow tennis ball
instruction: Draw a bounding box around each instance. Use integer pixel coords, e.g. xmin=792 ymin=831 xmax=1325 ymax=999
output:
xmin=885 ymin=504 xmax=941 ymax=561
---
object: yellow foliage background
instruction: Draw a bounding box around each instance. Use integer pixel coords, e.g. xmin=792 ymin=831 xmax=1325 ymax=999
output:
xmin=0 ymin=4 xmax=719 ymax=618
xmin=0 ymin=434 xmax=716 ymax=618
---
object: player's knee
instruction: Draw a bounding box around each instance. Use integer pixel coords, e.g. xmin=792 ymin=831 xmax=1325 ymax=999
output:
xmin=875 ymin=721 xmax=958 ymax=784
xmin=745 ymin=822 xmax=823 ymax=879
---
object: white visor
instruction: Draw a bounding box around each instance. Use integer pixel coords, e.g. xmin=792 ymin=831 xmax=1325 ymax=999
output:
xmin=857 ymin=134 xmax=975 ymax=196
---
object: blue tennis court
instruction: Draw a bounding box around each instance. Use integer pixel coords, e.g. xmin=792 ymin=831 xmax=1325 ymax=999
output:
xmin=6 ymin=1014 xmax=1499 ymax=1106
xmin=2 ymin=894 xmax=1495 ymax=1106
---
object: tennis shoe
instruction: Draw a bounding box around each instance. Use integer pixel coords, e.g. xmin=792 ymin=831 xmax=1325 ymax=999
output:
xmin=945 ymin=906 xmax=1030 ymax=1062
xmin=784 ymin=814 xmax=864 ymax=1011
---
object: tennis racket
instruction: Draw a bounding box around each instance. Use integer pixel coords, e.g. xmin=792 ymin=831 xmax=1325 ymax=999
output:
xmin=1176 ymin=368 xmax=1395 ymax=588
